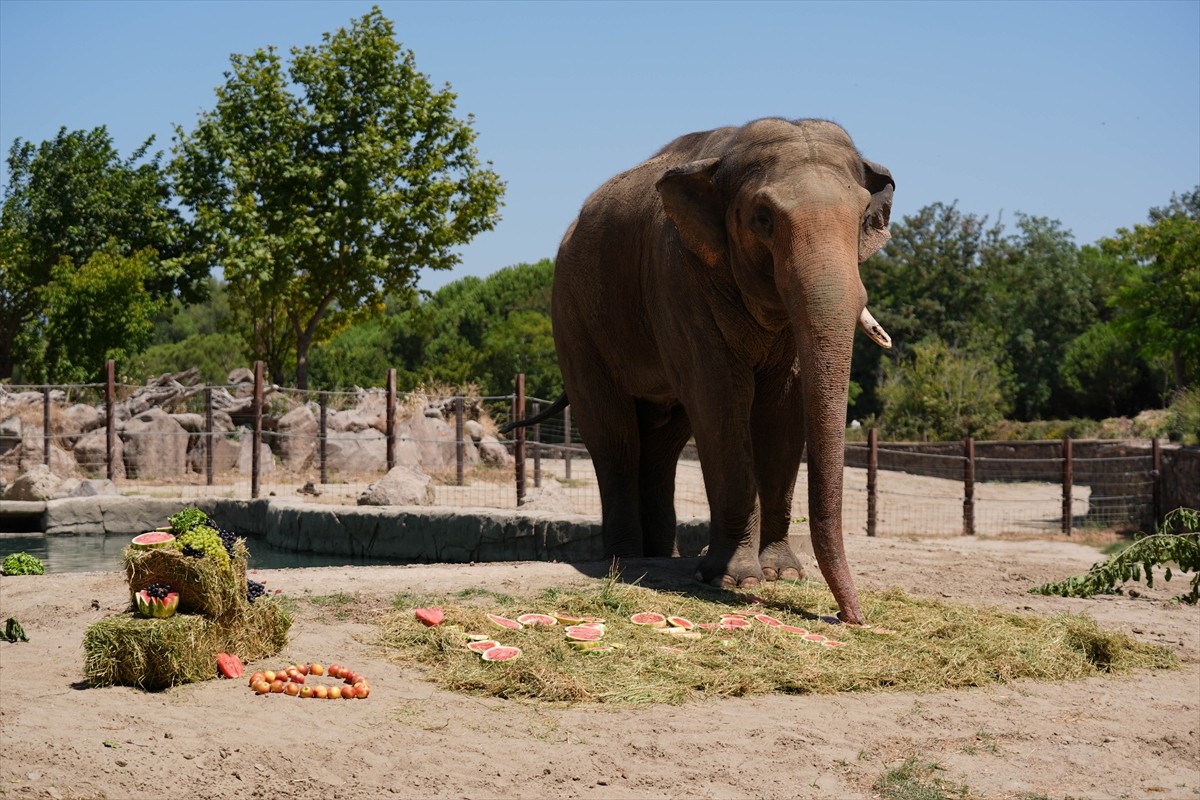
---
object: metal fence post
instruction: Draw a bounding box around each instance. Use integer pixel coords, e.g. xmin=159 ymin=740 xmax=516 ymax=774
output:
xmin=386 ymin=369 xmax=396 ymax=472
xmin=319 ymin=394 xmax=328 ymax=486
xmin=866 ymin=428 xmax=878 ymax=537
xmin=1151 ymin=437 xmax=1162 ymax=526
xmin=252 ymin=361 xmax=263 ymax=499
xmin=514 ymin=374 xmax=526 ymax=506
xmin=963 ymin=436 xmax=975 ymax=536
xmin=105 ymin=359 xmax=115 ymax=481
xmin=1062 ymin=436 xmax=1073 ymax=536
xmin=532 ymin=400 xmax=541 ymax=488
xmin=563 ymin=405 xmax=572 ymax=482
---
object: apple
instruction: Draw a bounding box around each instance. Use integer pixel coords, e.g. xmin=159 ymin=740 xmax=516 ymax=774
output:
xmin=299 ymin=685 xmax=314 ymax=699
xmin=328 ymin=664 xmax=343 ymax=679
xmin=353 ymin=684 xmax=370 ymax=699
xmin=269 ymin=679 xmax=285 ymax=693
xmin=262 ymin=670 xmax=277 ymax=683
xmin=249 ymin=672 xmax=265 ymax=687
xmin=284 ymin=681 xmax=301 ymax=697
xmin=328 ymin=686 xmax=342 ymax=700
xmin=342 ymin=671 xmax=358 ymax=686
xmin=313 ymin=685 xmax=329 ymax=699
xmin=252 ymin=681 xmax=270 ymax=695
xmin=295 ymin=663 xmax=309 ymax=676
xmin=289 ymin=672 xmax=305 ymax=684
xmin=309 ymin=663 xmax=325 ymax=677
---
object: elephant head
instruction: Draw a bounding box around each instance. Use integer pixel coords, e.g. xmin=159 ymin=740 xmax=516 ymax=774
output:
xmin=655 ymin=118 xmax=893 ymax=623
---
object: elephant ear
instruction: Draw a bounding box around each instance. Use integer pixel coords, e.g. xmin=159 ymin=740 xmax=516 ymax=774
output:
xmin=859 ymin=159 xmax=894 ymax=262
xmin=656 ymin=158 xmax=726 ymax=268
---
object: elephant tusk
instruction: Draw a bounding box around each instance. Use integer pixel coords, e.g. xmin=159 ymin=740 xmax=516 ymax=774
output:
xmin=858 ymin=307 xmax=892 ymax=349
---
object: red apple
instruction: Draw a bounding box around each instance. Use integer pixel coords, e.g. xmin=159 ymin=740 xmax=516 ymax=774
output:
xmin=353 ymin=684 xmax=370 ymax=699
xmin=284 ymin=682 xmax=300 ymax=697
xmin=295 ymin=663 xmax=309 ymax=676
xmin=269 ymin=679 xmax=285 ymax=693
xmin=299 ymin=685 xmax=314 ymax=699
xmin=328 ymin=686 xmax=342 ymax=700
xmin=289 ymin=672 xmax=305 ymax=684
xmin=313 ymin=685 xmax=329 ymax=699
xmin=249 ymin=672 xmax=265 ymax=687
xmin=252 ymin=681 xmax=270 ymax=695
xmin=262 ymin=670 xmax=276 ymax=683
xmin=309 ymin=663 xmax=325 ymax=676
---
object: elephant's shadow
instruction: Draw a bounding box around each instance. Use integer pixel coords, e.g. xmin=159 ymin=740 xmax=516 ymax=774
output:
xmin=567 ymin=556 xmax=832 ymax=622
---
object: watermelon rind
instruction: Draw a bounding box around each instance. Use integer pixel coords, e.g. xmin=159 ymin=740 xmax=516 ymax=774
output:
xmin=480 ymin=645 xmax=521 ymax=662
xmin=130 ymin=531 xmax=176 ymax=550
xmin=802 ymin=633 xmax=828 ymax=643
xmin=553 ymin=612 xmax=586 ymax=625
xmin=629 ymin=612 xmax=667 ymax=628
xmin=516 ymin=613 xmax=557 ymax=627
xmin=487 ymin=613 xmax=524 ymax=630
xmin=467 ymin=640 xmax=501 ymax=653
xmin=135 ymin=589 xmax=179 ymax=619
xmin=754 ymin=614 xmax=783 ymax=627
xmin=569 ymin=640 xmax=603 ymax=650
xmin=666 ymin=616 xmax=695 ymax=629
xmin=564 ymin=626 xmax=604 ymax=642
xmin=779 ymin=625 xmax=809 ymax=635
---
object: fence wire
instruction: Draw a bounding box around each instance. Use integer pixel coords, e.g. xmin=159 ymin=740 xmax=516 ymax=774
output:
xmin=0 ymin=381 xmax=1168 ymax=538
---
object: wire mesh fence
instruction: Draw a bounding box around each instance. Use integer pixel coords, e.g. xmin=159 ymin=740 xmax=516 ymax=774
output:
xmin=1 ymin=368 xmax=1183 ymax=538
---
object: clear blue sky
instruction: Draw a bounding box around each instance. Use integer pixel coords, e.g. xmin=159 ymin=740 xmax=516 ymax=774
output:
xmin=2 ymin=0 xmax=1197 ymax=292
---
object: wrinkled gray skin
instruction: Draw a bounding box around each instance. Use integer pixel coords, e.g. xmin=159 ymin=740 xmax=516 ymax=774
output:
xmin=551 ymin=118 xmax=894 ymax=624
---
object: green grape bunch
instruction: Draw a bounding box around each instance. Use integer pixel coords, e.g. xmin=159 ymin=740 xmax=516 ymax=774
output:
xmin=174 ymin=524 xmax=231 ymax=571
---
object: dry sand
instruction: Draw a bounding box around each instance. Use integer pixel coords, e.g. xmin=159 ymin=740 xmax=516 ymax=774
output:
xmin=1 ymin=530 xmax=1197 ymax=800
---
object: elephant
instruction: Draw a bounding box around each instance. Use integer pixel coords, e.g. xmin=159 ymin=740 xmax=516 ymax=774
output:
xmin=520 ymin=118 xmax=894 ymax=625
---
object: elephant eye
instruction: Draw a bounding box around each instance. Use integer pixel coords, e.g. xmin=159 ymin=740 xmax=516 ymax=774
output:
xmin=751 ymin=205 xmax=773 ymax=239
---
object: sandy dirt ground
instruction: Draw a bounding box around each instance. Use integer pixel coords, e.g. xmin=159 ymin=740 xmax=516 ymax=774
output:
xmin=1 ymin=529 xmax=1197 ymax=800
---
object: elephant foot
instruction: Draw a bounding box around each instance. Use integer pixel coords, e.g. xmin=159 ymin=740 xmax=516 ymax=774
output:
xmin=695 ymin=548 xmax=764 ymax=590
xmin=759 ymin=541 xmax=806 ymax=582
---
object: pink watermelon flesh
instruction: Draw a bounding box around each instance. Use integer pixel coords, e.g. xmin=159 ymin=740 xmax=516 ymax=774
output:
xmin=131 ymin=531 xmax=176 ymax=550
xmin=516 ymin=613 xmax=557 ymax=627
xmin=802 ymin=633 xmax=828 ymax=643
xmin=414 ymin=607 xmax=445 ymax=627
xmin=666 ymin=616 xmax=694 ymax=629
xmin=480 ymin=645 xmax=521 ymax=662
xmin=719 ymin=618 xmax=751 ymax=629
xmin=822 ymin=640 xmax=846 ymax=648
xmin=630 ymin=612 xmax=667 ymax=627
xmin=564 ymin=626 xmax=603 ymax=641
xmin=467 ymin=640 xmax=501 ymax=652
xmin=135 ymin=590 xmax=179 ymax=619
xmin=487 ymin=614 xmax=523 ymax=630
xmin=779 ymin=625 xmax=809 ymax=635
xmin=754 ymin=614 xmax=783 ymax=627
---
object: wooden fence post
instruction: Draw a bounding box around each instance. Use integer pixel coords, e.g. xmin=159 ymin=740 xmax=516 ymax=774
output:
xmin=319 ymin=394 xmax=328 ymax=486
xmin=1151 ymin=436 xmax=1162 ymax=526
xmin=252 ymin=360 xmax=263 ymax=499
xmin=204 ymin=386 xmax=214 ymax=486
xmin=866 ymin=428 xmax=878 ymax=537
xmin=563 ymin=405 xmax=572 ymax=482
xmin=514 ymin=374 xmax=526 ymax=506
xmin=105 ymin=359 xmax=115 ymax=481
xmin=963 ymin=436 xmax=975 ymax=536
xmin=1062 ymin=436 xmax=1073 ymax=536
xmin=386 ymin=369 xmax=396 ymax=471
xmin=42 ymin=385 xmax=50 ymax=467
xmin=532 ymin=401 xmax=541 ymax=488
xmin=455 ymin=395 xmax=465 ymax=487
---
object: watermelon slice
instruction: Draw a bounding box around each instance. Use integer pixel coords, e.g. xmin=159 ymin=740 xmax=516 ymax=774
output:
xmin=130 ymin=531 xmax=175 ymax=550
xmin=553 ymin=612 xmax=586 ymax=625
xmin=217 ymin=652 xmax=244 ymax=679
xmin=821 ymin=640 xmax=847 ymax=648
xmin=414 ymin=607 xmax=445 ymax=627
xmin=719 ymin=617 xmax=751 ymax=630
xmin=629 ymin=612 xmax=667 ymax=628
xmin=801 ymin=633 xmax=828 ymax=643
xmin=480 ymin=645 xmax=521 ymax=662
xmin=487 ymin=614 xmax=524 ymax=630
xmin=779 ymin=625 xmax=809 ymax=635
xmin=666 ymin=616 xmax=694 ymax=629
xmin=467 ymin=639 xmax=501 ymax=653
xmin=569 ymin=639 xmax=604 ymax=650
xmin=135 ymin=589 xmax=179 ymax=619
xmin=585 ymin=645 xmax=618 ymax=655
xmin=754 ymin=614 xmax=783 ymax=627
xmin=516 ymin=613 xmax=557 ymax=627
xmin=564 ymin=626 xmax=604 ymax=642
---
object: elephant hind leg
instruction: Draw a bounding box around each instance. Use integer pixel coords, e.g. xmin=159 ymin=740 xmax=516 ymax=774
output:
xmin=572 ymin=395 xmax=647 ymax=558
xmin=636 ymin=401 xmax=691 ymax=557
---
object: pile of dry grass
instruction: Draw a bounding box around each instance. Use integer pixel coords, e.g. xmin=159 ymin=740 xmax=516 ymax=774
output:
xmin=84 ymin=542 xmax=290 ymax=691
xmin=377 ymin=575 xmax=1176 ymax=706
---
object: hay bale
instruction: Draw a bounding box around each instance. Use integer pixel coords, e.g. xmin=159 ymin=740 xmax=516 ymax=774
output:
xmin=125 ymin=540 xmax=249 ymax=620
xmin=83 ymin=598 xmax=292 ymax=691
xmin=83 ymin=613 xmax=220 ymax=690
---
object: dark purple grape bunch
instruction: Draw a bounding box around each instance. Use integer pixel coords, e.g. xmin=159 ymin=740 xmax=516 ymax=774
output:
xmin=247 ymin=579 xmax=266 ymax=603
xmin=145 ymin=583 xmax=173 ymax=599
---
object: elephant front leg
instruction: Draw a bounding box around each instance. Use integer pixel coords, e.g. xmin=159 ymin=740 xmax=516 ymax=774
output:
xmin=752 ymin=369 xmax=807 ymax=582
xmin=691 ymin=413 xmax=765 ymax=589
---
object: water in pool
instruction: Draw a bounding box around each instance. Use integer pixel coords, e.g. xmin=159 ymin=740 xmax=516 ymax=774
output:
xmin=0 ymin=532 xmax=415 ymax=573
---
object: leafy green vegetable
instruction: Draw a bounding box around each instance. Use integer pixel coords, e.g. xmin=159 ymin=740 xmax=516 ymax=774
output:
xmin=3 ymin=618 xmax=29 ymax=642
xmin=2 ymin=552 xmax=46 ymax=576
xmin=1031 ymin=508 xmax=1200 ymax=604
xmin=167 ymin=506 xmax=208 ymax=534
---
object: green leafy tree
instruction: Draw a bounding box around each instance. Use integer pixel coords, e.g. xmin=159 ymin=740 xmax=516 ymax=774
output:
xmin=854 ymin=202 xmax=1004 ymax=419
xmin=878 ymin=335 xmax=1012 ymax=441
xmin=171 ymin=7 xmax=505 ymax=389
xmin=0 ymin=126 xmax=197 ymax=381
xmin=1104 ymin=187 xmax=1200 ymax=391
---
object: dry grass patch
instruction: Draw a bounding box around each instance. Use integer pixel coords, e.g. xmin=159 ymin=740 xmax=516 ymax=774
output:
xmin=376 ymin=573 xmax=1175 ymax=706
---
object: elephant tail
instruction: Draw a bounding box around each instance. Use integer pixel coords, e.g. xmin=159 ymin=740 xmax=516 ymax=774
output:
xmin=499 ymin=393 xmax=569 ymax=434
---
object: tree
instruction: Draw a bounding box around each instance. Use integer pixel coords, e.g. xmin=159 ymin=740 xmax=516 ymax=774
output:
xmin=1104 ymin=187 xmax=1200 ymax=390
xmin=878 ymin=335 xmax=1012 ymax=441
xmin=171 ymin=7 xmax=505 ymax=389
xmin=0 ymin=126 xmax=197 ymax=381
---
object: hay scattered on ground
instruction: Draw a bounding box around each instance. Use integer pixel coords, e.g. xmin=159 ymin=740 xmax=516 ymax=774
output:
xmin=376 ymin=575 xmax=1176 ymax=706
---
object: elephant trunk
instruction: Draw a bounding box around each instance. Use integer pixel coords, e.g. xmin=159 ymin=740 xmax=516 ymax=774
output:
xmin=779 ymin=240 xmax=867 ymax=625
